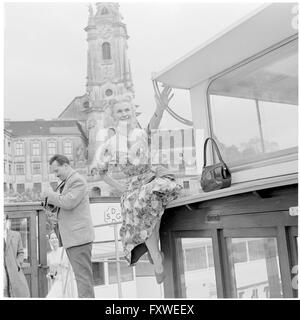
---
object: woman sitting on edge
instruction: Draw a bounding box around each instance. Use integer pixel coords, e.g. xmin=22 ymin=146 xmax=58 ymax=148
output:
xmin=92 ymin=86 xmax=182 ymax=284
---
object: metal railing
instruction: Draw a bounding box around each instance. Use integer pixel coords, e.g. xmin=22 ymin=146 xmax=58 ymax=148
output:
xmin=4 ymin=201 xmax=126 ymax=298
xmin=93 ymin=221 xmax=124 ymax=298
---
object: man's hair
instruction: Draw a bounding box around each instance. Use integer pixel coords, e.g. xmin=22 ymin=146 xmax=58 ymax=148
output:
xmin=49 ymin=154 xmax=70 ymax=166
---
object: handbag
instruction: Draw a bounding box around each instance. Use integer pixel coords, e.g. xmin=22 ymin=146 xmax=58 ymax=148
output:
xmin=200 ymin=137 xmax=231 ymax=192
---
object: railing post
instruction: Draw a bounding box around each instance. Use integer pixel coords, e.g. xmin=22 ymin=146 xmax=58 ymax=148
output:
xmin=114 ymin=224 xmax=122 ymax=298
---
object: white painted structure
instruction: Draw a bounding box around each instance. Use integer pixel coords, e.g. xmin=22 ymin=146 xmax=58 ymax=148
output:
xmin=88 ymin=3 xmax=298 ymax=298
xmin=90 ymin=201 xmax=163 ymax=298
xmin=155 ymin=3 xmax=298 ymax=209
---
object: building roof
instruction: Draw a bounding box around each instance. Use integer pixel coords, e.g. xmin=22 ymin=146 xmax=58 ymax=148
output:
xmin=57 ymin=94 xmax=88 ymax=120
xmin=4 ymin=120 xmax=87 ymax=139
xmin=152 ymin=3 xmax=298 ymax=89
xmin=4 ymin=128 xmax=14 ymax=138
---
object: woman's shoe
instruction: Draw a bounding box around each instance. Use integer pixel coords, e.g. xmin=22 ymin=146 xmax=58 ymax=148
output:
xmin=154 ymin=252 xmax=165 ymax=284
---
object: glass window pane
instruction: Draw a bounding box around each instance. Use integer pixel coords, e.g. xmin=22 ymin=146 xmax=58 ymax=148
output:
xmin=16 ymin=183 xmax=25 ymax=194
xmin=33 ymin=183 xmax=42 ymax=193
xmin=180 ymin=238 xmax=217 ymax=298
xmin=48 ymin=141 xmax=57 ymax=155
xmin=208 ymin=39 xmax=298 ymax=167
xmin=135 ymin=254 xmax=154 ymax=277
xmin=92 ymin=262 xmax=105 ymax=286
xmin=232 ymin=240 xmax=248 ymax=263
xmin=16 ymin=164 xmax=25 ymax=175
xmin=32 ymin=142 xmax=41 ymax=156
xmin=64 ymin=141 xmax=72 ymax=155
xmin=108 ymin=258 xmax=134 ymax=284
xmin=227 ymin=237 xmax=282 ymax=298
xmin=207 ymin=245 xmax=214 ymax=268
xmin=185 ymin=246 xmax=207 ymax=271
xmin=32 ymin=163 xmax=41 ymax=174
xmin=259 ymin=101 xmax=298 ymax=151
xmin=9 ymin=217 xmax=31 ymax=267
xmin=15 ymin=142 xmax=24 ymax=156
xmin=102 ymin=42 xmax=111 ymax=60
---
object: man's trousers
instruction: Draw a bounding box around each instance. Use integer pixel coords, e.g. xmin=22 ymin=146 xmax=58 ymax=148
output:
xmin=66 ymin=242 xmax=95 ymax=298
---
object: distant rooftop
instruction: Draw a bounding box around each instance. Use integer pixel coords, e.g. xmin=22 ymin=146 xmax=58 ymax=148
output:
xmin=4 ymin=120 xmax=87 ymax=139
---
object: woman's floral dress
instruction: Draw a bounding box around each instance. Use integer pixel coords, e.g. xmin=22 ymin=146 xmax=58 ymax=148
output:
xmin=95 ymin=128 xmax=182 ymax=265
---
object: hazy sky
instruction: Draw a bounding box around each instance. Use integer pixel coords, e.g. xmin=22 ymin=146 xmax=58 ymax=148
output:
xmin=4 ymin=1 xmax=263 ymax=129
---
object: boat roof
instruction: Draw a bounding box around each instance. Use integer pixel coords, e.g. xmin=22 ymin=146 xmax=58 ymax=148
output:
xmin=152 ymin=3 xmax=298 ymax=89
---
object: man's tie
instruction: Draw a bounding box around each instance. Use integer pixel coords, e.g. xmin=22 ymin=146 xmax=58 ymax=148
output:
xmin=56 ymin=180 xmax=66 ymax=194
xmin=55 ymin=180 xmax=65 ymax=248
xmin=56 ymin=180 xmax=66 ymax=217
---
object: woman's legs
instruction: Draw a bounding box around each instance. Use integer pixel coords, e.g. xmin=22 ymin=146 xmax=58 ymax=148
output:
xmin=153 ymin=218 xmax=161 ymax=243
xmin=145 ymin=218 xmax=163 ymax=272
xmin=145 ymin=231 xmax=163 ymax=273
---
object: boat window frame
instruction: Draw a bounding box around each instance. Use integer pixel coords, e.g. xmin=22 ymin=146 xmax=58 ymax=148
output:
xmin=205 ymin=35 xmax=298 ymax=172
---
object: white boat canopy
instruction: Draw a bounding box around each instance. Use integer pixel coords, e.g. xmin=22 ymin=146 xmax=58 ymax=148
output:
xmin=152 ymin=3 xmax=298 ymax=89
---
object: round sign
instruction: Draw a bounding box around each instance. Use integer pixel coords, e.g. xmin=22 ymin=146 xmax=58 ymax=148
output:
xmin=104 ymin=206 xmax=122 ymax=224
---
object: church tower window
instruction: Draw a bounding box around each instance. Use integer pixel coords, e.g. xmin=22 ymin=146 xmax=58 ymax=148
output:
xmin=101 ymin=7 xmax=109 ymax=15
xmin=83 ymin=101 xmax=89 ymax=109
xmin=102 ymin=42 xmax=111 ymax=60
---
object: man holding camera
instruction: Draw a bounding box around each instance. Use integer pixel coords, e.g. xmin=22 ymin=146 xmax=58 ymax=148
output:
xmin=42 ymin=154 xmax=95 ymax=298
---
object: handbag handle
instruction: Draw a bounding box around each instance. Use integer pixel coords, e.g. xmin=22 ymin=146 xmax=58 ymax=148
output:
xmin=203 ymin=137 xmax=226 ymax=167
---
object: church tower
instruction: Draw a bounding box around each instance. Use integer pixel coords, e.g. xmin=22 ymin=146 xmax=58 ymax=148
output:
xmin=85 ymin=2 xmax=134 ymax=164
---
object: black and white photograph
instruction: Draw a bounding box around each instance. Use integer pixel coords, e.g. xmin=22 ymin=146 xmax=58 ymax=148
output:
xmin=2 ymin=0 xmax=298 ymax=303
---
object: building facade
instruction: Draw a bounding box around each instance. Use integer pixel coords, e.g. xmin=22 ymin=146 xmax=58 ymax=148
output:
xmin=4 ymin=120 xmax=88 ymax=202
xmin=4 ymin=128 xmax=14 ymax=194
xmin=4 ymin=3 xmax=198 ymax=202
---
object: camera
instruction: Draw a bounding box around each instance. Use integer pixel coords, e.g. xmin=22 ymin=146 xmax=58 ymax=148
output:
xmin=41 ymin=197 xmax=58 ymax=213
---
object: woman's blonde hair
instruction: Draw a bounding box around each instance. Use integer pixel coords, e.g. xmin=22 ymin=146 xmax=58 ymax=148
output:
xmin=107 ymin=95 xmax=139 ymax=129
xmin=108 ymin=95 xmax=132 ymax=109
